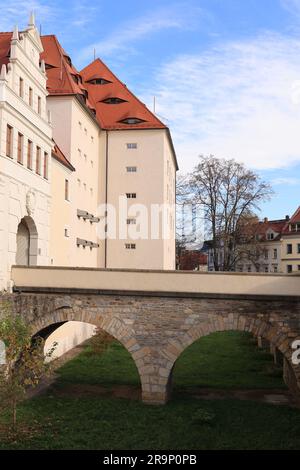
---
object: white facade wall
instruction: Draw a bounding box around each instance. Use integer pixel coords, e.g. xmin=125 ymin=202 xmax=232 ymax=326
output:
xmin=0 ymin=23 xmax=52 ymax=291
xmin=48 ymin=96 xmax=101 ymax=268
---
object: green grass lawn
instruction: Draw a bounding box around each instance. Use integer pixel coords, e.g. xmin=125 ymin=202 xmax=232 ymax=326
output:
xmin=173 ymin=331 xmax=286 ymax=390
xmin=0 ymin=331 xmax=299 ymax=450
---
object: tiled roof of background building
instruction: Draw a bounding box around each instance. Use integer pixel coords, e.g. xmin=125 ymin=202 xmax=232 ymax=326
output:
xmin=282 ymin=207 xmax=300 ymax=235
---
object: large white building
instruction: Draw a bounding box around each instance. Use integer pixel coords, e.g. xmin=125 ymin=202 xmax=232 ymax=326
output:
xmin=0 ymin=15 xmax=178 ymax=356
xmin=0 ymin=16 xmax=53 ymax=291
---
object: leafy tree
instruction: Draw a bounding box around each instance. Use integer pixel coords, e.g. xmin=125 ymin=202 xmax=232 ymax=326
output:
xmin=0 ymin=301 xmax=56 ymax=432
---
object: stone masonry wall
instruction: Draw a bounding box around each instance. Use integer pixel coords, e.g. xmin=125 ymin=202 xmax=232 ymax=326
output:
xmin=1 ymin=292 xmax=300 ymax=404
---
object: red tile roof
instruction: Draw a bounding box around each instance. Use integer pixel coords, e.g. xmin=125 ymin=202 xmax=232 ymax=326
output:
xmin=255 ymin=219 xmax=287 ymax=241
xmin=52 ymin=141 xmax=75 ymax=171
xmin=0 ymin=32 xmax=12 ymax=67
xmin=0 ymin=32 xmax=177 ymax=167
xmin=80 ymin=59 xmax=166 ymax=130
xmin=40 ymin=35 xmax=96 ymax=114
xmin=282 ymin=207 xmax=300 ymax=235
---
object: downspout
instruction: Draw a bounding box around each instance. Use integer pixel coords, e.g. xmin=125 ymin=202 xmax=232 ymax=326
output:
xmin=104 ymin=130 xmax=109 ymax=268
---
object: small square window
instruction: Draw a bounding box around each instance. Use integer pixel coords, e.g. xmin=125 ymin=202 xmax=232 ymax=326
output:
xmin=126 ymin=143 xmax=137 ymax=149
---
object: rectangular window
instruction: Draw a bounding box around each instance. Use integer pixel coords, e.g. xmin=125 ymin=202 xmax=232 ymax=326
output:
xmin=273 ymin=249 xmax=278 ymax=259
xmin=126 ymin=219 xmax=136 ymax=225
xmin=287 ymin=265 xmax=293 ymax=273
xmin=126 ymin=166 xmax=137 ymax=172
xmin=64 ymin=228 xmax=69 ymax=238
xmin=65 ymin=179 xmax=69 ymax=201
xmin=264 ymin=250 xmax=269 ymax=259
xmin=43 ymin=152 xmax=48 ymax=179
xmin=298 ymin=265 xmax=300 ymax=271
xmin=29 ymin=87 xmax=33 ymax=106
xmin=298 ymin=244 xmax=300 ymax=254
xmin=287 ymin=244 xmax=293 ymax=255
xmin=36 ymin=146 xmax=41 ymax=174
xmin=19 ymin=77 xmax=24 ymax=98
xmin=6 ymin=125 xmax=13 ymax=158
xmin=274 ymin=266 xmax=278 ymax=273
xmin=38 ymin=96 xmax=41 ymax=115
xmin=17 ymin=133 xmax=23 ymax=164
xmin=125 ymin=243 xmax=136 ymax=250
xmin=126 ymin=193 xmax=137 ymax=199
xmin=27 ymin=140 xmax=32 ymax=169
xmin=126 ymin=143 xmax=137 ymax=149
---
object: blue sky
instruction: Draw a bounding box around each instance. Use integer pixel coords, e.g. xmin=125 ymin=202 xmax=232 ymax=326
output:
xmin=1 ymin=0 xmax=300 ymax=219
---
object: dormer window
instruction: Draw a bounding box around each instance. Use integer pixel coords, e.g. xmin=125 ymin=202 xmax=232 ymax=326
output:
xmin=64 ymin=55 xmax=72 ymax=67
xmin=120 ymin=117 xmax=146 ymax=125
xmin=87 ymin=78 xmax=111 ymax=85
xmin=101 ymin=97 xmax=127 ymax=104
xmin=72 ymin=74 xmax=79 ymax=84
xmin=267 ymin=232 xmax=274 ymax=240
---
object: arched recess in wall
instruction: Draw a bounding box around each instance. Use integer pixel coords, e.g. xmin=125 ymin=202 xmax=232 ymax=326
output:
xmin=16 ymin=216 xmax=38 ymax=266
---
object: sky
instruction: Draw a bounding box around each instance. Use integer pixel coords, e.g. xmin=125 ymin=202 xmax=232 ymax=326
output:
xmin=1 ymin=0 xmax=300 ymax=219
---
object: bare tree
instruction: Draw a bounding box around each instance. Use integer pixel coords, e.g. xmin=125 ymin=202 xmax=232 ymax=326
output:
xmin=184 ymin=155 xmax=273 ymax=271
xmin=176 ymin=174 xmax=204 ymax=267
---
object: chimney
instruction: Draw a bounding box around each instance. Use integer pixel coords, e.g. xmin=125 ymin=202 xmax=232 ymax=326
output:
xmin=286 ymin=215 xmax=290 ymax=221
xmin=263 ymin=217 xmax=268 ymax=223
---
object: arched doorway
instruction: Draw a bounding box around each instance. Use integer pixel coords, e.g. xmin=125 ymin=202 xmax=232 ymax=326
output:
xmin=16 ymin=216 xmax=38 ymax=266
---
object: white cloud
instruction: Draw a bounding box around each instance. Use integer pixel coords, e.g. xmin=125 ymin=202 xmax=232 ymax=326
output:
xmin=272 ymin=177 xmax=300 ymax=185
xmin=281 ymin=0 xmax=300 ymax=16
xmin=77 ymin=3 xmax=207 ymax=62
xmin=142 ymin=33 xmax=300 ymax=173
xmin=0 ymin=0 xmax=55 ymax=31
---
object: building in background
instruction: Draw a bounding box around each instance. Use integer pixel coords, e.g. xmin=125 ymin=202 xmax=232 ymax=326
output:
xmin=204 ymin=211 xmax=300 ymax=274
xmin=177 ymin=249 xmax=208 ymax=271
xmin=281 ymin=207 xmax=300 ymax=274
xmin=235 ymin=217 xmax=287 ymax=273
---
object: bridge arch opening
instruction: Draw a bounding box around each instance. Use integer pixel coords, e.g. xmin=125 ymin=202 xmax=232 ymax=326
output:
xmin=159 ymin=318 xmax=300 ymax=404
xmin=31 ymin=312 xmax=143 ymax=397
xmin=16 ymin=216 xmax=38 ymax=266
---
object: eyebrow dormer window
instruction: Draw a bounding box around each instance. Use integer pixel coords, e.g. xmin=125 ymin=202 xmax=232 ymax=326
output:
xmin=64 ymin=55 xmax=72 ymax=67
xmin=45 ymin=62 xmax=55 ymax=70
xmin=87 ymin=78 xmax=111 ymax=85
xmin=101 ymin=97 xmax=127 ymax=104
xmin=120 ymin=118 xmax=146 ymax=125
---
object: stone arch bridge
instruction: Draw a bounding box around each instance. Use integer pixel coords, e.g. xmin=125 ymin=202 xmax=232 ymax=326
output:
xmin=2 ymin=266 xmax=300 ymax=404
